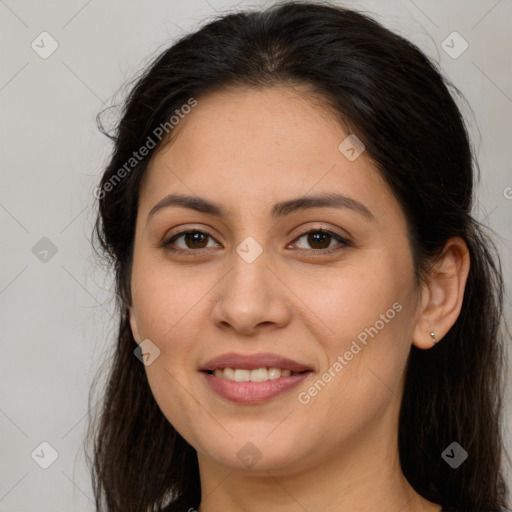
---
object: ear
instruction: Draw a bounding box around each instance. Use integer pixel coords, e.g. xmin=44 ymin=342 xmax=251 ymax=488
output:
xmin=128 ymin=305 xmax=142 ymax=343
xmin=412 ymin=236 xmax=470 ymax=349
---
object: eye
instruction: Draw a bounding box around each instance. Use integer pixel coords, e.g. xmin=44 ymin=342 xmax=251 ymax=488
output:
xmin=162 ymin=230 xmax=219 ymax=252
xmin=289 ymin=229 xmax=351 ymax=254
xmin=161 ymin=227 xmax=351 ymax=255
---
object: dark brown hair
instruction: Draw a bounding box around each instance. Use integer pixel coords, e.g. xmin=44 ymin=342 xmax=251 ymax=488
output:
xmin=86 ymin=1 xmax=511 ymax=511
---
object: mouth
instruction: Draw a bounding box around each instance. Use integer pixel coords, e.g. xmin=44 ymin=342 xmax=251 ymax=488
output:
xmin=203 ymin=367 xmax=306 ymax=382
xmin=199 ymin=352 xmax=313 ymax=404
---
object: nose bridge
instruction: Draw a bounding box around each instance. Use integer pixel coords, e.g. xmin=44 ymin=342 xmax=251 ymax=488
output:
xmin=211 ymin=235 xmax=290 ymax=333
xmin=227 ymin=236 xmax=273 ymax=308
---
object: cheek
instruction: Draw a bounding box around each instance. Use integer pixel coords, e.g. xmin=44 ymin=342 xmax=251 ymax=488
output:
xmin=131 ymin=264 xmax=211 ymax=445
xmin=298 ymin=254 xmax=411 ymax=347
xmin=299 ymin=252 xmax=414 ymax=401
xmin=144 ymin=367 xmax=209 ymax=453
xmin=130 ymin=254 xmax=216 ymax=345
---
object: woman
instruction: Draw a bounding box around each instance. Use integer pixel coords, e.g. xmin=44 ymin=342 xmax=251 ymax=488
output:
xmin=86 ymin=1 xmax=511 ymax=511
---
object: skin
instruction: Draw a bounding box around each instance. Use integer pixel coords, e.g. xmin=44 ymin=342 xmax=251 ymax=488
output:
xmin=128 ymin=85 xmax=470 ymax=512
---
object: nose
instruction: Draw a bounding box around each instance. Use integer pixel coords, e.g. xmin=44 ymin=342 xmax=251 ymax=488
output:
xmin=210 ymin=247 xmax=292 ymax=336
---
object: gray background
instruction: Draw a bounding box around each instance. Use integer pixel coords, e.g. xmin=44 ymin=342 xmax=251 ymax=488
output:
xmin=0 ymin=0 xmax=511 ymax=510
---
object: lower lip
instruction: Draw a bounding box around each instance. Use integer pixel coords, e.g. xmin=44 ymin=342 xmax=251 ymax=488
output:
xmin=201 ymin=371 xmax=311 ymax=404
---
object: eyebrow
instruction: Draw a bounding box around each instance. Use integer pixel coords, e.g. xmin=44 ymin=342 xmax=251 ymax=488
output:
xmin=147 ymin=192 xmax=376 ymax=224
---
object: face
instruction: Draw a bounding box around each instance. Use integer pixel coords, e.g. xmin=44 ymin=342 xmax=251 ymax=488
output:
xmin=128 ymin=85 xmax=422 ymax=474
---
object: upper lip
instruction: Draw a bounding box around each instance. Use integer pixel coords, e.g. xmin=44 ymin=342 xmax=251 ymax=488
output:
xmin=200 ymin=352 xmax=313 ymax=373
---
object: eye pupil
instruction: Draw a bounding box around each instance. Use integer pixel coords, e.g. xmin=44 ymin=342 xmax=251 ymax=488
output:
xmin=308 ymin=232 xmax=331 ymax=249
xmin=186 ymin=232 xmax=208 ymax=248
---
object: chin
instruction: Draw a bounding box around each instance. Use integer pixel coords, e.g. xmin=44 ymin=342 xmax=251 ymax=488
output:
xmin=195 ymin=430 xmax=313 ymax=472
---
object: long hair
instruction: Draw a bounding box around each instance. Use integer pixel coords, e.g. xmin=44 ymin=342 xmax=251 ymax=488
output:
xmin=86 ymin=2 xmax=511 ymax=511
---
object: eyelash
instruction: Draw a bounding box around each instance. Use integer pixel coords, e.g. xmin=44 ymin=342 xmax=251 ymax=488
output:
xmin=160 ymin=227 xmax=351 ymax=256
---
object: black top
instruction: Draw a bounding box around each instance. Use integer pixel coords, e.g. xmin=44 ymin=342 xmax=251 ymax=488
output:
xmin=158 ymin=504 xmax=495 ymax=511
xmin=160 ymin=506 xmax=495 ymax=511
xmin=160 ymin=506 xmax=462 ymax=511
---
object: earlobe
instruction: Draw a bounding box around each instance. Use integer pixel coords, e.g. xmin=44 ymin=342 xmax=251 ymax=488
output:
xmin=412 ymin=236 xmax=470 ymax=350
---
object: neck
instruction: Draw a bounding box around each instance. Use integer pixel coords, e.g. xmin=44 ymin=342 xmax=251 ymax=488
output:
xmin=196 ymin=402 xmax=442 ymax=512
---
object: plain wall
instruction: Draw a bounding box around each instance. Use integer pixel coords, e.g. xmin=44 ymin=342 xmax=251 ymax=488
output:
xmin=0 ymin=0 xmax=510 ymax=510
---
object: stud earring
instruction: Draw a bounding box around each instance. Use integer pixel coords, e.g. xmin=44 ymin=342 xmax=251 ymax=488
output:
xmin=430 ymin=331 xmax=438 ymax=344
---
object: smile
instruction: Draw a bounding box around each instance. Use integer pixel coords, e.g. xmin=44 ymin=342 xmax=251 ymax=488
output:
xmin=208 ymin=367 xmax=300 ymax=382
xmin=199 ymin=352 xmax=313 ymax=404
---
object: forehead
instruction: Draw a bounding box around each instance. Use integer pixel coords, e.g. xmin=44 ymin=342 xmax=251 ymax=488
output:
xmin=138 ymin=85 xmax=400 ymax=226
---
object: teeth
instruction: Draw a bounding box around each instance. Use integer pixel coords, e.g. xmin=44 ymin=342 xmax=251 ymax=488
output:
xmin=212 ymin=367 xmax=297 ymax=382
xmin=224 ymin=367 xmax=235 ymax=380
xmin=250 ymin=368 xmax=268 ymax=382
xmin=234 ymin=369 xmax=250 ymax=382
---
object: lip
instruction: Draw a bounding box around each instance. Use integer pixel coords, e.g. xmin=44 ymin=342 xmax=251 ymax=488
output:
xmin=201 ymin=371 xmax=311 ymax=404
xmin=199 ymin=352 xmax=313 ymax=405
xmin=199 ymin=352 xmax=313 ymax=373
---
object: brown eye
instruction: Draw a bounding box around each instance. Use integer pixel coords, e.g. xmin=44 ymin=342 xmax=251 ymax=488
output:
xmin=292 ymin=229 xmax=350 ymax=253
xmin=305 ymin=232 xmax=332 ymax=249
xmin=182 ymin=232 xmax=209 ymax=249
xmin=163 ymin=230 xmax=218 ymax=251
xmin=162 ymin=228 xmax=350 ymax=255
